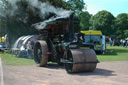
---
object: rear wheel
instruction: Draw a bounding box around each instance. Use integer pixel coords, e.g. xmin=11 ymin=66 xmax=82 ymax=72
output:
xmin=34 ymin=41 xmax=48 ymax=67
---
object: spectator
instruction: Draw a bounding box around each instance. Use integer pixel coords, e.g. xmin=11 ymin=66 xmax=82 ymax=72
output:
xmin=26 ymin=41 xmax=33 ymax=58
xmin=122 ymin=40 xmax=126 ymax=47
xmin=120 ymin=39 xmax=123 ymax=46
xmin=109 ymin=38 xmax=112 ymax=46
xmin=125 ymin=40 xmax=128 ymax=47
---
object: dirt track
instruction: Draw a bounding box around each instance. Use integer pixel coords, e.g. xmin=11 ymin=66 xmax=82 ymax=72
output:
xmin=3 ymin=61 xmax=128 ymax=85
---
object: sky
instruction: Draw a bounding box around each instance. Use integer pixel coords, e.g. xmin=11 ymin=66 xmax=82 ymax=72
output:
xmin=84 ymin=0 xmax=128 ymax=17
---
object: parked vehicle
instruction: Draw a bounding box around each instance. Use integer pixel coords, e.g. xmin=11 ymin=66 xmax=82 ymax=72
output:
xmin=0 ymin=36 xmax=6 ymax=51
xmin=80 ymin=30 xmax=106 ymax=53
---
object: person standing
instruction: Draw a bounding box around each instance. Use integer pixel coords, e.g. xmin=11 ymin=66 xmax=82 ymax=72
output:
xmin=109 ymin=38 xmax=112 ymax=46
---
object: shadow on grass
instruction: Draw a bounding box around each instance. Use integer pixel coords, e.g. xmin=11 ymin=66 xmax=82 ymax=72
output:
xmin=97 ymin=48 xmax=128 ymax=56
xmin=112 ymin=49 xmax=128 ymax=53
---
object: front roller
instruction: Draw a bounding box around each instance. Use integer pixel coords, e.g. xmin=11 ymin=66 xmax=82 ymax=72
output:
xmin=34 ymin=40 xmax=48 ymax=67
xmin=64 ymin=49 xmax=98 ymax=73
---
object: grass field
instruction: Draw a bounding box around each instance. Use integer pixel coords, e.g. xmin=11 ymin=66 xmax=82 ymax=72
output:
xmin=97 ymin=45 xmax=128 ymax=62
xmin=0 ymin=53 xmax=35 ymax=65
xmin=0 ymin=45 xmax=128 ymax=65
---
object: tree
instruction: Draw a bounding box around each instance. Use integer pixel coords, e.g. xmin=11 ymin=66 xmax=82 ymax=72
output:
xmin=0 ymin=0 xmax=7 ymax=36
xmin=40 ymin=0 xmax=70 ymax=9
xmin=89 ymin=10 xmax=115 ymax=36
xmin=115 ymin=13 xmax=128 ymax=39
xmin=124 ymin=30 xmax=128 ymax=38
xmin=67 ymin=0 xmax=85 ymax=15
xmin=0 ymin=0 xmax=71 ymax=47
xmin=0 ymin=17 xmax=6 ymax=36
xmin=79 ymin=11 xmax=92 ymax=30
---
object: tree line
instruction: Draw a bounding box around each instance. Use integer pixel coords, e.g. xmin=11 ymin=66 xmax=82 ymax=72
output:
xmin=79 ymin=10 xmax=128 ymax=39
xmin=0 ymin=0 xmax=127 ymax=47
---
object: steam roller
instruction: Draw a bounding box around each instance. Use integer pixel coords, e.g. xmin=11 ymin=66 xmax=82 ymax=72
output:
xmin=33 ymin=13 xmax=98 ymax=73
xmin=34 ymin=40 xmax=98 ymax=73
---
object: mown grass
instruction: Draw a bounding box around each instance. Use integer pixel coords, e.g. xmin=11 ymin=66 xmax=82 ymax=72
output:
xmin=0 ymin=52 xmax=35 ymax=66
xmin=97 ymin=45 xmax=128 ymax=62
xmin=0 ymin=45 xmax=128 ymax=66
